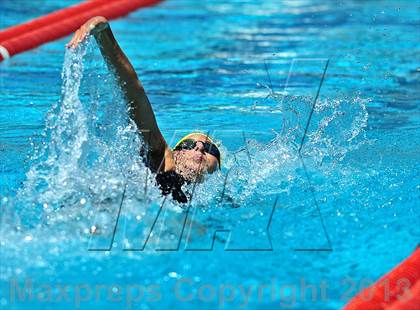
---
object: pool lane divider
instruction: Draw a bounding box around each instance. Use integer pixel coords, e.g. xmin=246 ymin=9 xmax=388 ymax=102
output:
xmin=343 ymin=246 xmax=420 ymax=310
xmin=0 ymin=0 xmax=110 ymax=42
xmin=0 ymin=0 xmax=163 ymax=61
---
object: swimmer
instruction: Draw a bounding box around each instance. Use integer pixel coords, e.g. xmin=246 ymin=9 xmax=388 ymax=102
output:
xmin=67 ymin=16 xmax=221 ymax=203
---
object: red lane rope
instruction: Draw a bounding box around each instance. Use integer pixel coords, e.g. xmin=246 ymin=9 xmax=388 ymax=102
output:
xmin=0 ymin=0 xmax=111 ymax=42
xmin=343 ymin=246 xmax=420 ymax=310
xmin=0 ymin=0 xmax=163 ymax=61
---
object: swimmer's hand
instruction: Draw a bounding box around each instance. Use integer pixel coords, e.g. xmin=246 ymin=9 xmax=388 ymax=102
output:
xmin=66 ymin=16 xmax=108 ymax=49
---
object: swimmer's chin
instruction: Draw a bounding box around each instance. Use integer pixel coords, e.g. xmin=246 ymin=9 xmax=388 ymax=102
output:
xmin=175 ymin=167 xmax=205 ymax=183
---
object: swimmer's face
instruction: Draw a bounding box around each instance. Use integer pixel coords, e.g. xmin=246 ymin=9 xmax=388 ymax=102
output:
xmin=173 ymin=134 xmax=219 ymax=181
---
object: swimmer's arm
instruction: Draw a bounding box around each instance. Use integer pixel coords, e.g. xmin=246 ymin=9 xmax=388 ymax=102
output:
xmin=68 ymin=17 xmax=174 ymax=172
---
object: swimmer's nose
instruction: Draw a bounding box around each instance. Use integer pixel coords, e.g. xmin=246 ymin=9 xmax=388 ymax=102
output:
xmin=194 ymin=141 xmax=205 ymax=154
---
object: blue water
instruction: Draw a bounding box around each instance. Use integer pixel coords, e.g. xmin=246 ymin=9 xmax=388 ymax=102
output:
xmin=1 ymin=0 xmax=419 ymax=309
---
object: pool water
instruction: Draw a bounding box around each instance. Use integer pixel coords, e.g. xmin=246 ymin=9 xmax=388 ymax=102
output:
xmin=0 ymin=0 xmax=419 ymax=309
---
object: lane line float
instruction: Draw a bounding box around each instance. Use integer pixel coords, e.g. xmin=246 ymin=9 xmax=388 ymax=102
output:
xmin=343 ymin=246 xmax=420 ymax=310
xmin=0 ymin=0 xmax=110 ymax=42
xmin=0 ymin=0 xmax=163 ymax=61
xmin=0 ymin=45 xmax=10 ymax=60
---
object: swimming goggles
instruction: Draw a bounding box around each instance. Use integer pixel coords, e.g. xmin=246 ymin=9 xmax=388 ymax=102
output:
xmin=174 ymin=138 xmax=221 ymax=168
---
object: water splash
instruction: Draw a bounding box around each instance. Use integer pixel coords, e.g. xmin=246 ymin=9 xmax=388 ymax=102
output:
xmin=192 ymin=89 xmax=369 ymax=207
xmin=0 ymin=39 xmax=370 ymax=283
xmin=1 ymin=41 xmax=159 ymax=267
